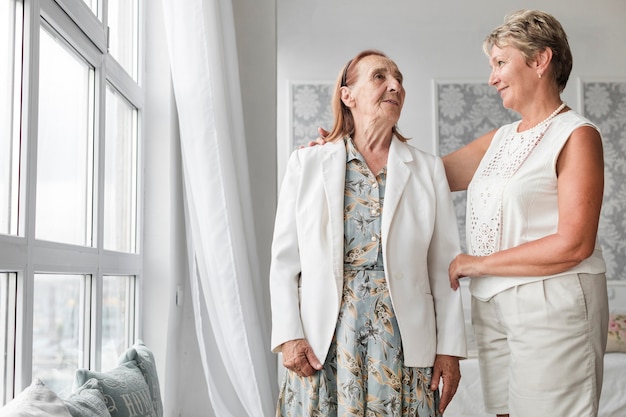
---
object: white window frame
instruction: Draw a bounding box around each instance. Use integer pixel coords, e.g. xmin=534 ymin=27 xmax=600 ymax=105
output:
xmin=1 ymin=0 xmax=144 ymax=401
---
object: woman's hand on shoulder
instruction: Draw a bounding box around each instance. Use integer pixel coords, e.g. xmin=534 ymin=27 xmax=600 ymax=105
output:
xmin=301 ymin=127 xmax=330 ymax=149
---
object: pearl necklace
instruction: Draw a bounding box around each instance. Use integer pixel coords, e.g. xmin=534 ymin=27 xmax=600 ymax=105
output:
xmin=520 ymin=102 xmax=567 ymax=132
xmin=506 ymin=102 xmax=566 ymax=157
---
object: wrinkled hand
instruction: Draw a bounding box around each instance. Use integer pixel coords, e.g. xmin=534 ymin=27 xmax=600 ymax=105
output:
xmin=281 ymin=338 xmax=323 ymax=377
xmin=430 ymin=354 xmax=461 ymax=414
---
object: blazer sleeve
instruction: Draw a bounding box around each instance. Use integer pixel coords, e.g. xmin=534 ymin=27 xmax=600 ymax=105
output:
xmin=428 ymin=156 xmax=468 ymax=358
xmin=269 ymin=151 xmax=305 ymax=353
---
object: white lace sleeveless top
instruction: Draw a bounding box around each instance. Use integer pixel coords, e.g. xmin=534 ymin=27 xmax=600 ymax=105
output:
xmin=467 ymin=110 xmax=606 ymax=301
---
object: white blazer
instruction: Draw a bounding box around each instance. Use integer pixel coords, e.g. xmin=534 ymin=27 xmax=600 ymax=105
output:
xmin=270 ymin=137 xmax=467 ymax=367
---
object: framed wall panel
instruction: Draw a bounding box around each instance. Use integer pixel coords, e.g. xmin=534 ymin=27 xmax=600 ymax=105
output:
xmin=289 ymin=81 xmax=334 ymax=150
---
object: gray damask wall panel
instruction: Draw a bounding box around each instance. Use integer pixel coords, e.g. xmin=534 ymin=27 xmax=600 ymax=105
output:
xmin=290 ymin=82 xmax=333 ymax=150
xmin=436 ymin=82 xmax=517 ymax=251
xmin=582 ymin=81 xmax=626 ymax=281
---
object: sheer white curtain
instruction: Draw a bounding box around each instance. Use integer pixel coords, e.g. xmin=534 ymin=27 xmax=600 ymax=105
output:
xmin=161 ymin=0 xmax=276 ymax=415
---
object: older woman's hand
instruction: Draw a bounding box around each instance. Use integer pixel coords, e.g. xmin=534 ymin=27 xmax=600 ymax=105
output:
xmin=281 ymin=338 xmax=323 ymax=377
xmin=430 ymin=354 xmax=461 ymax=414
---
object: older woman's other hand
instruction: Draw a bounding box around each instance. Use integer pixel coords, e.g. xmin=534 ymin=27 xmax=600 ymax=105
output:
xmin=430 ymin=354 xmax=461 ymax=414
xmin=281 ymin=338 xmax=323 ymax=377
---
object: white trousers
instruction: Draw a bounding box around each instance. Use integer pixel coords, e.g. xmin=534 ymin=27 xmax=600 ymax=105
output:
xmin=472 ymin=273 xmax=608 ymax=417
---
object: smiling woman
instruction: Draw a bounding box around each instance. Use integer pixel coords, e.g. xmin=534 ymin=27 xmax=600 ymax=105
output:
xmin=443 ymin=10 xmax=608 ymax=417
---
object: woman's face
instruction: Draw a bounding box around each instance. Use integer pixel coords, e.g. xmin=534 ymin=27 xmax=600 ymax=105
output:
xmin=344 ymin=55 xmax=405 ymax=126
xmin=488 ymin=44 xmax=538 ymax=111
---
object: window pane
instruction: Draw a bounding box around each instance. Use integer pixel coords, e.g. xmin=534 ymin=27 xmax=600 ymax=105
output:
xmin=0 ymin=273 xmax=17 ymax=405
xmin=35 ymin=28 xmax=94 ymax=246
xmin=104 ymin=85 xmax=137 ymax=253
xmin=82 ymin=0 xmax=97 ymax=15
xmin=0 ymin=1 xmax=22 ymax=235
xmin=108 ymin=0 xmax=138 ymax=80
xmin=32 ymin=274 xmax=84 ymax=393
xmin=101 ymin=275 xmax=133 ymax=371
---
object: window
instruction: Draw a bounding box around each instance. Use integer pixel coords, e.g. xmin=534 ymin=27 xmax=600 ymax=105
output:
xmin=36 ymin=26 xmax=95 ymax=246
xmin=104 ymin=84 xmax=138 ymax=253
xmin=0 ymin=273 xmax=17 ymax=404
xmin=108 ymin=0 xmax=139 ymax=80
xmin=101 ymin=275 xmax=135 ymax=371
xmin=0 ymin=0 xmax=143 ymax=402
xmin=0 ymin=0 xmax=22 ymax=236
xmin=32 ymin=274 xmax=84 ymax=392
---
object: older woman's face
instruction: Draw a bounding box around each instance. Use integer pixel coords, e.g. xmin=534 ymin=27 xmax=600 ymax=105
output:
xmin=347 ymin=55 xmax=405 ymax=126
xmin=488 ymin=44 xmax=539 ymax=111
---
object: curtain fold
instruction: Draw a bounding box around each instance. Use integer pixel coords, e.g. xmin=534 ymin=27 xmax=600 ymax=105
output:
xmin=161 ymin=0 xmax=276 ymax=415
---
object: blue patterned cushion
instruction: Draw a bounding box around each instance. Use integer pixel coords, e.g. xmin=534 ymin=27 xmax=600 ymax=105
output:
xmin=117 ymin=342 xmax=162 ymax=417
xmin=74 ymin=361 xmax=155 ymax=417
xmin=62 ymin=378 xmax=110 ymax=417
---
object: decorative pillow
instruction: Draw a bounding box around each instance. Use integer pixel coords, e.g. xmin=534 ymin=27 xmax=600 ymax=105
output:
xmin=74 ymin=361 xmax=156 ymax=417
xmin=62 ymin=378 xmax=111 ymax=417
xmin=0 ymin=378 xmax=71 ymax=417
xmin=117 ymin=342 xmax=163 ymax=417
xmin=607 ymin=311 xmax=626 ymax=353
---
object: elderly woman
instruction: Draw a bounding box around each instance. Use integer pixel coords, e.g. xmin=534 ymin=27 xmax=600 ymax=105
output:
xmin=445 ymin=10 xmax=609 ymax=417
xmin=270 ymin=50 xmax=467 ymax=417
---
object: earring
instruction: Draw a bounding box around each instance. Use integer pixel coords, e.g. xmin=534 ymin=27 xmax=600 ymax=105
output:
xmin=538 ymin=72 xmax=542 ymax=79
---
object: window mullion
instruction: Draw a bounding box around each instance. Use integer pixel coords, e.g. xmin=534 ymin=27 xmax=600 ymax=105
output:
xmin=44 ymin=0 xmax=106 ymax=53
xmin=13 ymin=0 xmax=42 ymax=396
xmin=87 ymin=273 xmax=100 ymax=371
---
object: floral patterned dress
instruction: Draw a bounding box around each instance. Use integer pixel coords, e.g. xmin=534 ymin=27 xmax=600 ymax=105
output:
xmin=276 ymin=138 xmax=441 ymax=417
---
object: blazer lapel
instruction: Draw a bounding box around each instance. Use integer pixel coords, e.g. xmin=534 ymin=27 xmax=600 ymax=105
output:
xmin=382 ymin=138 xmax=412 ymax=237
xmin=321 ymin=141 xmax=347 ymax=278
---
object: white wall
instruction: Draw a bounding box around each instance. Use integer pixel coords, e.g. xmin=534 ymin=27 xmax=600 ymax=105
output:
xmin=277 ymin=0 xmax=626 ymax=181
xmin=232 ymin=0 xmax=278 ymax=318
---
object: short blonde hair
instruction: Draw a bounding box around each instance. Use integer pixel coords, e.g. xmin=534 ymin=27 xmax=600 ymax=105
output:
xmin=483 ymin=9 xmax=573 ymax=92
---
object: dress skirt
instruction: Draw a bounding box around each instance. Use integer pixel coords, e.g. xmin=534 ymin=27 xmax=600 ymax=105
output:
xmin=276 ymin=268 xmax=441 ymax=417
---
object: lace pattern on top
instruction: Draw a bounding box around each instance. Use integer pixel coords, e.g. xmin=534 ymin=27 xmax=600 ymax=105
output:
xmin=469 ymin=122 xmax=552 ymax=256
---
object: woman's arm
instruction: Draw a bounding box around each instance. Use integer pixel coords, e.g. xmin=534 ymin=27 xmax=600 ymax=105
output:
xmin=426 ymin=157 xmax=466 ymax=413
xmin=270 ymin=152 xmax=307 ymax=352
xmin=271 ymin=162 xmax=324 ymax=375
xmin=442 ymin=129 xmax=495 ymax=191
xmin=449 ymin=125 xmax=604 ymax=287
